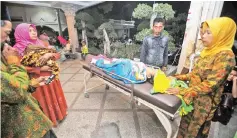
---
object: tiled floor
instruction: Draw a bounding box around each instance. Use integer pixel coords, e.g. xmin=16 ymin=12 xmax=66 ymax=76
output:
xmin=54 ymin=59 xmax=237 ymax=138
xmin=54 ymin=59 xmax=169 ymax=138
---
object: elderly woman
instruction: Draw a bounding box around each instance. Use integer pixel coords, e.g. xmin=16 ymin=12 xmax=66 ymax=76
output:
xmin=167 ymin=17 xmax=236 ymax=138
xmin=13 ymin=23 xmax=68 ymax=127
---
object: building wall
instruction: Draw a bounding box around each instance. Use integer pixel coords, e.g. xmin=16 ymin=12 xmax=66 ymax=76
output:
xmin=7 ymin=4 xmax=67 ymax=32
xmin=177 ymin=1 xmax=224 ymax=73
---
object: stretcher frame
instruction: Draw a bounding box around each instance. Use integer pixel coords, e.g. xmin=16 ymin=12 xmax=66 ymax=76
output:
xmin=83 ymin=63 xmax=181 ymax=138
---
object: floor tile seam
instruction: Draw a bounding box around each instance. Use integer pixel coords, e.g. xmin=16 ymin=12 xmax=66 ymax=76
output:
xmin=132 ymin=102 xmax=142 ymax=138
xmin=94 ymin=90 xmax=108 ymax=134
xmin=68 ymin=109 xmax=134 ymax=112
xmin=67 ymin=71 xmax=105 ymax=109
xmin=63 ymin=91 xmax=83 ymax=93
xmin=60 ymin=61 xmax=83 ymax=74
xmin=67 ymin=80 xmax=98 ymax=82
xmin=59 ymin=63 xmax=74 ymax=72
xmin=68 ymin=80 xmax=101 ymax=82
xmin=63 ymin=91 xmax=104 ymax=93
xmin=70 ymin=66 xmax=83 ymax=68
xmin=60 ymin=73 xmax=80 ymax=75
xmin=62 ymin=69 xmax=82 ymax=86
xmin=68 ymin=84 xmax=85 ymax=109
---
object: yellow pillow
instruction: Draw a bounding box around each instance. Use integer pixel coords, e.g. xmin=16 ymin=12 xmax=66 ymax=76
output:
xmin=153 ymin=69 xmax=171 ymax=93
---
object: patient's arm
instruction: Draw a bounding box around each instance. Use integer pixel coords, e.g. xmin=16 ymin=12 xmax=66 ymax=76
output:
xmin=174 ymin=65 xmax=199 ymax=81
xmin=146 ymin=66 xmax=156 ymax=78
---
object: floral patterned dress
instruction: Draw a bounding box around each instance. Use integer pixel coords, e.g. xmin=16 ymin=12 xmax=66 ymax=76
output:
xmin=1 ymin=56 xmax=53 ymax=138
xmin=24 ymin=51 xmax=68 ymax=127
xmin=175 ymin=51 xmax=236 ymax=138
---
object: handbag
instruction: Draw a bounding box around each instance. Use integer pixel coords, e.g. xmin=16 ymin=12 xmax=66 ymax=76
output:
xmin=211 ymin=93 xmax=234 ymax=125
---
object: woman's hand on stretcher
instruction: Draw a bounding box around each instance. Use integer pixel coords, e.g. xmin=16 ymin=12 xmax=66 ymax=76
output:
xmin=39 ymin=53 xmax=54 ymax=65
xmin=166 ymin=88 xmax=180 ymax=95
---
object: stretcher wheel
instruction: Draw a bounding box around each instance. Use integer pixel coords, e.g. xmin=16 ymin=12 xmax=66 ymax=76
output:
xmin=105 ymin=85 xmax=110 ymax=90
xmin=84 ymin=93 xmax=89 ymax=98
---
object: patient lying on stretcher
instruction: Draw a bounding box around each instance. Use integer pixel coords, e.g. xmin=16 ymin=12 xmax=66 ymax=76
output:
xmin=91 ymin=56 xmax=157 ymax=83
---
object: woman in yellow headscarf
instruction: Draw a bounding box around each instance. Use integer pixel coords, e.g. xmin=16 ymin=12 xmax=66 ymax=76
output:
xmin=167 ymin=17 xmax=236 ymax=138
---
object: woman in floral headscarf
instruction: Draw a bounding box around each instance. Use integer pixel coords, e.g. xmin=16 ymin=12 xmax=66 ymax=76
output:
xmin=13 ymin=23 xmax=68 ymax=127
xmin=167 ymin=17 xmax=236 ymax=138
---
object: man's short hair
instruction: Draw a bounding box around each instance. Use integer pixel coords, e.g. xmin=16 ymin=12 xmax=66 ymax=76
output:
xmin=153 ymin=18 xmax=165 ymax=26
xmin=1 ymin=2 xmax=11 ymax=27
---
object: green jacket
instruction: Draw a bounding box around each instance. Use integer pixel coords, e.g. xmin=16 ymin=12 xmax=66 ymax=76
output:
xmin=1 ymin=56 xmax=52 ymax=138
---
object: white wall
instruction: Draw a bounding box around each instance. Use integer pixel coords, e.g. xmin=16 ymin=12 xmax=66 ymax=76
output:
xmin=177 ymin=1 xmax=224 ymax=73
xmin=7 ymin=4 xmax=67 ymax=32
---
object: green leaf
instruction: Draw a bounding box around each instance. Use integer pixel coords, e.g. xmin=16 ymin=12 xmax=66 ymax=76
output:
xmin=135 ymin=28 xmax=152 ymax=41
xmin=165 ymin=13 xmax=188 ymax=47
xmin=88 ymin=46 xmax=103 ymax=55
xmin=98 ymin=2 xmax=113 ymax=14
xmin=109 ymin=31 xmax=118 ymax=39
xmin=86 ymin=31 xmax=94 ymax=38
xmin=137 ymin=20 xmax=150 ymax=31
xmin=132 ymin=3 xmax=153 ymax=19
xmin=74 ymin=22 xmax=81 ymax=28
xmin=109 ymin=42 xmax=141 ymax=59
xmin=86 ymin=24 xmax=95 ymax=31
xmin=94 ymin=29 xmax=103 ymax=39
xmin=75 ymin=12 xmax=94 ymax=23
xmin=153 ymin=3 xmax=175 ymax=20
xmin=98 ymin=22 xmax=114 ymax=33
xmin=163 ymin=30 xmax=176 ymax=52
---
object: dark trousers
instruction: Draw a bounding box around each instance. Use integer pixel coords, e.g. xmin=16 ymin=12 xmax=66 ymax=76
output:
xmin=81 ymin=53 xmax=87 ymax=60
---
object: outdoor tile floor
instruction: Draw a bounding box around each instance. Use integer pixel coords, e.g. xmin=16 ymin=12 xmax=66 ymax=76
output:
xmin=53 ymin=59 xmax=237 ymax=138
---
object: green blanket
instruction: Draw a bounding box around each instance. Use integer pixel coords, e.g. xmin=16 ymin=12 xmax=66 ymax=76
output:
xmin=150 ymin=79 xmax=194 ymax=116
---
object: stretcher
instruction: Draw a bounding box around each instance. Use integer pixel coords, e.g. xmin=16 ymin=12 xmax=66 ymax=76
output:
xmin=81 ymin=55 xmax=182 ymax=138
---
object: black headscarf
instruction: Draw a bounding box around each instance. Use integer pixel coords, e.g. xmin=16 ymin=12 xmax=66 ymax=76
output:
xmin=1 ymin=2 xmax=11 ymax=64
xmin=1 ymin=2 xmax=11 ymax=21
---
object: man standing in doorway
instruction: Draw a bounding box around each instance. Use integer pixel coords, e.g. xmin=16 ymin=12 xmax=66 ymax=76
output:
xmin=140 ymin=18 xmax=169 ymax=71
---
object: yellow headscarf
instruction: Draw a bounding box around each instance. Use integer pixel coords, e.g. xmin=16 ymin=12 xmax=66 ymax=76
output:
xmin=200 ymin=17 xmax=236 ymax=58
